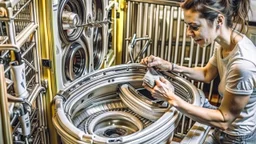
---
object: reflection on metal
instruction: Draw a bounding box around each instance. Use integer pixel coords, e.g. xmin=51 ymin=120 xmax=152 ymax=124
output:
xmin=62 ymin=11 xmax=80 ymax=30
xmin=92 ymin=0 xmax=105 ymax=70
xmin=58 ymin=0 xmax=86 ymax=44
xmin=0 ymin=65 xmax=12 ymax=144
xmin=88 ymin=111 xmax=143 ymax=138
xmin=64 ymin=38 xmax=89 ymax=81
xmin=93 ymin=27 xmax=103 ymax=70
xmin=53 ymin=64 xmax=204 ymax=143
xmin=119 ymin=84 xmax=169 ymax=120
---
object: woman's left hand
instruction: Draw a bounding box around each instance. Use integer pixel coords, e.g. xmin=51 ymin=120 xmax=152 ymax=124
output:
xmin=143 ymin=77 xmax=178 ymax=106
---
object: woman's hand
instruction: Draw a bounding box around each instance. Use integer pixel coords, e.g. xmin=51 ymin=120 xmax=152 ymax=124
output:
xmin=143 ymin=77 xmax=180 ymax=107
xmin=140 ymin=55 xmax=173 ymax=71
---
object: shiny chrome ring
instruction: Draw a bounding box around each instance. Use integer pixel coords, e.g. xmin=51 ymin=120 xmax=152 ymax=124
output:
xmin=64 ymin=38 xmax=88 ymax=81
xmin=53 ymin=63 xmax=204 ymax=143
xmin=88 ymin=111 xmax=143 ymax=138
xmin=58 ymin=0 xmax=86 ymax=44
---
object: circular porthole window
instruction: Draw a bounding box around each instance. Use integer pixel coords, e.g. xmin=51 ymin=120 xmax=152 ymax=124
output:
xmin=64 ymin=42 xmax=86 ymax=81
xmin=58 ymin=0 xmax=86 ymax=44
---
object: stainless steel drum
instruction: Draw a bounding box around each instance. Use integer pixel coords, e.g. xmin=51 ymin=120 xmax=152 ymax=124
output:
xmin=53 ymin=63 xmax=204 ymax=143
xmin=63 ymin=36 xmax=90 ymax=81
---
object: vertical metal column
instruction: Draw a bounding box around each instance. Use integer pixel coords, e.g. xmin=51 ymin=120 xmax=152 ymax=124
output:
xmin=0 ymin=65 xmax=12 ymax=144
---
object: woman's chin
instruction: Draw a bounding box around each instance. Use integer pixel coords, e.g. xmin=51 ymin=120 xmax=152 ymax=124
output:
xmin=196 ymin=40 xmax=210 ymax=47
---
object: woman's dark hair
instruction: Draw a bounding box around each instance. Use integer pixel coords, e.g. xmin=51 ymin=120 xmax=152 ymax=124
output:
xmin=180 ymin=0 xmax=251 ymax=32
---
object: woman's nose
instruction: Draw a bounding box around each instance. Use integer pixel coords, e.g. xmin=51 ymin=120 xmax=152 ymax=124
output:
xmin=186 ymin=28 xmax=194 ymax=37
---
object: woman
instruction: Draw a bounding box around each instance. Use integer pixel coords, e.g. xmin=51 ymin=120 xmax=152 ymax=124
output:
xmin=141 ymin=0 xmax=256 ymax=143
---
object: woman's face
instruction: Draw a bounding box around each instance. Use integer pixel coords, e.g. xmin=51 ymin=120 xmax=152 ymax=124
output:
xmin=183 ymin=9 xmax=218 ymax=47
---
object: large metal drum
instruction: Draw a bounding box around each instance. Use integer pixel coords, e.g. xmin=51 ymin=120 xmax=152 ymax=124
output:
xmin=52 ymin=63 xmax=204 ymax=143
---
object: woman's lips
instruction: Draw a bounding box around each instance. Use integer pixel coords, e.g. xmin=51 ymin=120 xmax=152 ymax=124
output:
xmin=195 ymin=39 xmax=203 ymax=43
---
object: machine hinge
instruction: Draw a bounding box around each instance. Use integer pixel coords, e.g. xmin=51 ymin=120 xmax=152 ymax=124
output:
xmin=42 ymin=59 xmax=52 ymax=68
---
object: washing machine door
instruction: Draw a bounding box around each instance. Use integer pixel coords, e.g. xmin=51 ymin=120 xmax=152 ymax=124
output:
xmin=58 ymin=0 xmax=86 ymax=44
xmin=63 ymin=36 xmax=89 ymax=81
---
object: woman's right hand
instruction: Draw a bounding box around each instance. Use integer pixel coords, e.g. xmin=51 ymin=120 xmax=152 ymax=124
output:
xmin=140 ymin=55 xmax=173 ymax=71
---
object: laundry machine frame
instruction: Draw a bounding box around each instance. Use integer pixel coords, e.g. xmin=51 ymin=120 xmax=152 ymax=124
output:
xmin=52 ymin=0 xmax=110 ymax=91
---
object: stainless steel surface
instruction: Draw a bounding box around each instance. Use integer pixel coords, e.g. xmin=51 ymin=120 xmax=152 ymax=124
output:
xmin=53 ymin=63 xmax=204 ymax=143
xmin=58 ymin=0 xmax=86 ymax=44
xmin=119 ymin=83 xmax=170 ymax=120
xmin=64 ymin=37 xmax=89 ymax=81
xmin=91 ymin=0 xmax=109 ymax=70
xmin=0 ymin=64 xmax=12 ymax=144
xmin=88 ymin=111 xmax=143 ymax=138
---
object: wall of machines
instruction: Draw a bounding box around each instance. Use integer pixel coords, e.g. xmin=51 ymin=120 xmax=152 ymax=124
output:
xmin=52 ymin=0 xmax=113 ymax=91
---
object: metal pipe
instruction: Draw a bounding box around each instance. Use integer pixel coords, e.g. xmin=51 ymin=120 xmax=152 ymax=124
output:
xmin=147 ymin=4 xmax=154 ymax=56
xmin=142 ymin=3 xmax=148 ymax=58
xmin=6 ymin=7 xmax=17 ymax=44
xmin=28 ymin=84 xmax=45 ymax=104
xmin=16 ymin=23 xmax=38 ymax=47
xmin=174 ymin=7 xmax=181 ymax=64
xmin=125 ymin=1 xmax=132 ymax=62
xmin=160 ymin=6 xmax=167 ymax=59
xmin=37 ymin=92 xmax=47 ymax=144
xmin=0 ymin=64 xmax=13 ymax=144
xmin=136 ymin=3 xmax=143 ymax=56
xmin=167 ymin=7 xmax=174 ymax=62
xmin=200 ymin=46 xmax=207 ymax=90
xmin=153 ymin=5 xmax=159 ymax=56
xmin=195 ymin=44 xmax=200 ymax=67
xmin=188 ymin=39 xmax=194 ymax=67
xmin=180 ymin=23 xmax=187 ymax=66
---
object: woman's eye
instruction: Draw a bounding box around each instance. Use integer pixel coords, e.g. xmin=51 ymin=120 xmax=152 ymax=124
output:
xmin=191 ymin=26 xmax=199 ymax=31
xmin=186 ymin=24 xmax=200 ymax=31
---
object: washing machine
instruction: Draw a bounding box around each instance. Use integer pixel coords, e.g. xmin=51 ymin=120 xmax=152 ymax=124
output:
xmin=52 ymin=0 xmax=90 ymax=91
xmin=52 ymin=0 xmax=109 ymax=91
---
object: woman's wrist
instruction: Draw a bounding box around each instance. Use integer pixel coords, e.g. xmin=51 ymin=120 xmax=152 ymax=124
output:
xmin=170 ymin=63 xmax=176 ymax=71
xmin=168 ymin=95 xmax=183 ymax=108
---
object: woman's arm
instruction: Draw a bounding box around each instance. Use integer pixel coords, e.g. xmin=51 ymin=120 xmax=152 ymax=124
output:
xmin=173 ymin=62 xmax=218 ymax=83
xmin=174 ymin=90 xmax=249 ymax=130
xmin=151 ymin=78 xmax=250 ymax=130
xmin=141 ymin=55 xmax=218 ymax=83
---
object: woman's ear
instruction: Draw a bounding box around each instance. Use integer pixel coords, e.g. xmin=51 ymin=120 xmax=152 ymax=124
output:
xmin=217 ymin=14 xmax=224 ymax=25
